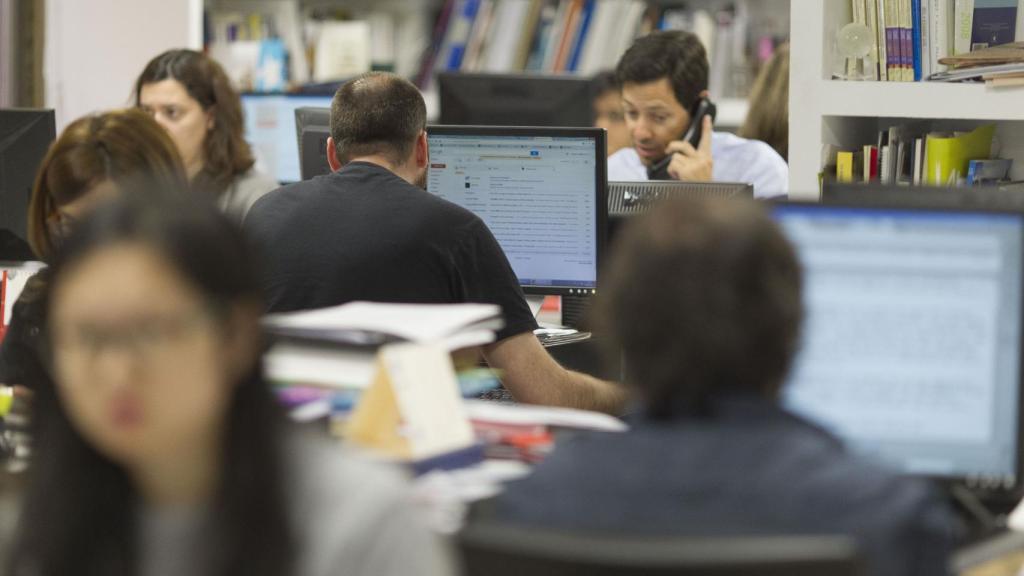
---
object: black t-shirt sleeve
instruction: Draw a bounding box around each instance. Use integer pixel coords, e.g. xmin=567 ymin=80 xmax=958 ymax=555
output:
xmin=451 ymin=219 xmax=539 ymax=342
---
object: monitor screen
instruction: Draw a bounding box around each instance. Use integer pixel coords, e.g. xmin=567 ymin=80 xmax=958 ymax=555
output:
xmin=426 ymin=126 xmax=606 ymax=295
xmin=773 ymin=203 xmax=1023 ymax=487
xmin=438 ymin=73 xmax=596 ymax=127
xmin=0 ymin=109 xmax=55 ymax=260
xmin=241 ymin=94 xmax=333 ymax=183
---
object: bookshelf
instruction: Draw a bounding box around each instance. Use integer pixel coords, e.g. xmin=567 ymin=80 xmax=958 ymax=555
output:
xmin=204 ymin=0 xmax=790 ymax=128
xmin=789 ymin=0 xmax=1024 ymax=198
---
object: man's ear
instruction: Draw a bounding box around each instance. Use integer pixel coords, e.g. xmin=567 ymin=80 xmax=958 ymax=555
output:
xmin=326 ymin=137 xmax=342 ymax=172
xmin=415 ymin=131 xmax=429 ymax=168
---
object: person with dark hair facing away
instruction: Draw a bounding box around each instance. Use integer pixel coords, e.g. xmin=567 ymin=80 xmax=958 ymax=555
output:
xmin=6 ymin=193 xmax=453 ymax=576
xmin=489 ymin=198 xmax=958 ymax=576
xmin=591 ymin=71 xmax=631 ymax=157
xmin=0 ymin=109 xmax=190 ymax=391
xmin=135 ymin=49 xmax=277 ymax=222
xmin=609 ymin=31 xmax=788 ymax=198
xmin=245 ymin=72 xmax=626 ymax=415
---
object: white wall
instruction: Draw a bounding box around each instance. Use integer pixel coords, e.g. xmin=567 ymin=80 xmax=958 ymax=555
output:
xmin=44 ymin=0 xmax=202 ymax=130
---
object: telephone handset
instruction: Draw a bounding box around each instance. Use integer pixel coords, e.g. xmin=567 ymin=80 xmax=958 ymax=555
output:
xmin=646 ymin=98 xmax=717 ymax=181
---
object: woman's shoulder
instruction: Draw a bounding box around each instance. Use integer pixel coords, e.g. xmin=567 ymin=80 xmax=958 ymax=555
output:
xmin=221 ymin=168 xmax=281 ymax=222
xmin=284 ymin=432 xmax=455 ymax=576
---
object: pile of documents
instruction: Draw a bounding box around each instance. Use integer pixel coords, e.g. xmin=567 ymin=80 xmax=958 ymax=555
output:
xmin=263 ymin=300 xmax=504 ymax=390
xmin=933 ymin=42 xmax=1024 ymax=85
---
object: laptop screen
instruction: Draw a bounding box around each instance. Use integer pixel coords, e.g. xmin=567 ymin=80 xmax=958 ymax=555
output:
xmin=773 ymin=204 xmax=1023 ymax=487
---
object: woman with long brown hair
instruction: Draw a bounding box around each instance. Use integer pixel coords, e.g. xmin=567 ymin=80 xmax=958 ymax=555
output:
xmin=0 ymin=108 xmax=189 ymax=391
xmin=739 ymin=43 xmax=790 ymax=163
xmin=135 ymin=49 xmax=278 ymax=222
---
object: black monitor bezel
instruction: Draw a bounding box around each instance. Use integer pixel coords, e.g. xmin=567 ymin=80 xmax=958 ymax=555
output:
xmin=426 ymin=124 xmax=608 ymax=296
xmin=0 ymin=108 xmax=55 ymax=257
xmin=293 ymin=106 xmax=332 ymax=181
xmin=774 ymin=198 xmax=1024 ymax=499
xmin=437 ymin=72 xmax=596 ymax=127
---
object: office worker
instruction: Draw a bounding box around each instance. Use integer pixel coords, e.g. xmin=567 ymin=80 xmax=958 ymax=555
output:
xmin=608 ymin=31 xmax=788 ymax=198
xmin=591 ymin=71 xmax=631 ymax=157
xmin=0 ymin=109 xmax=189 ymax=391
xmin=740 ymin=43 xmax=790 ymax=162
xmin=245 ymin=72 xmax=626 ymax=415
xmin=490 ymin=198 xmax=958 ymax=576
xmin=7 ymin=194 xmax=453 ymax=576
xmin=135 ymin=49 xmax=277 ymax=222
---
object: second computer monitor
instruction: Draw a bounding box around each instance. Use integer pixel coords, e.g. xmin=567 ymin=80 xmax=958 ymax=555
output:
xmin=241 ymin=94 xmax=333 ymax=183
xmin=773 ymin=202 xmax=1024 ymax=494
xmin=438 ymin=73 xmax=596 ymax=127
xmin=426 ymin=125 xmax=607 ymax=295
xmin=294 ymin=106 xmax=332 ymax=181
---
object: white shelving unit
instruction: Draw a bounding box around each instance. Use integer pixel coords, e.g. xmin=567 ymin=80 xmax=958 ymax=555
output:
xmin=788 ymin=0 xmax=1024 ymax=199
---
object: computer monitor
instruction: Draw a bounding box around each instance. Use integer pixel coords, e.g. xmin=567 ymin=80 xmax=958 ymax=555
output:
xmin=607 ymin=180 xmax=755 ymax=244
xmin=240 ymin=94 xmax=333 ymax=183
xmin=426 ymin=125 xmax=607 ymax=296
xmin=823 ymin=181 xmax=1024 ymax=211
xmin=438 ymin=73 xmax=596 ymax=127
xmin=772 ymin=202 xmax=1024 ymax=496
xmin=294 ymin=106 xmax=332 ymax=181
xmin=0 ymin=109 xmax=55 ymax=260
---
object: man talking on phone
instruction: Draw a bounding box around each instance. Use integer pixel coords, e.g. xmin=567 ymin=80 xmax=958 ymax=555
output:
xmin=607 ymin=31 xmax=788 ymax=198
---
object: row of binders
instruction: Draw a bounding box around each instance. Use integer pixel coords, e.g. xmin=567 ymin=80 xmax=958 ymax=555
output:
xmin=849 ymin=0 xmax=1020 ymax=82
xmin=416 ymin=0 xmax=778 ymax=97
xmin=420 ymin=0 xmax=648 ymax=80
xmin=832 ymin=123 xmax=1010 ymax=186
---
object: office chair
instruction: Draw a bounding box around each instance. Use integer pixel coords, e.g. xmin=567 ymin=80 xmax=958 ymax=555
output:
xmin=458 ymin=522 xmax=864 ymax=576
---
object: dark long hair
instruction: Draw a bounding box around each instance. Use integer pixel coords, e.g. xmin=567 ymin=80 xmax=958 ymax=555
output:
xmin=8 ymin=193 xmax=294 ymax=576
xmin=134 ymin=49 xmax=255 ymax=196
xmin=595 ymin=197 xmax=803 ymax=419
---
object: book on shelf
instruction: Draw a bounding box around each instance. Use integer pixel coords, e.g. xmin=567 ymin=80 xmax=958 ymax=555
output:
xmin=845 ymin=0 xmax=1022 ymax=81
xmin=955 ymin=0 xmax=976 ymax=55
xmin=967 ymin=158 xmax=1013 ymax=183
xmin=825 ymin=123 xmax=999 ymax=187
xmin=972 ymin=0 xmax=1018 ymax=48
xmin=207 ymin=4 xmax=424 ymax=91
xmin=420 ymin=0 xmax=780 ymax=98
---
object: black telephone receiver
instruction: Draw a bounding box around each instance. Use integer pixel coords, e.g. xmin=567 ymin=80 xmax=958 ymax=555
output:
xmin=647 ymin=97 xmax=717 ymax=181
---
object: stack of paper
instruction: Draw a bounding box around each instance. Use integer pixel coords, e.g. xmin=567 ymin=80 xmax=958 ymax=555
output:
xmin=264 ymin=301 xmax=503 ymax=389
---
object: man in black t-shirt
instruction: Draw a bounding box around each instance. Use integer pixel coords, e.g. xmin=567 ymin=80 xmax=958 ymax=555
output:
xmin=246 ymin=73 xmax=625 ymax=414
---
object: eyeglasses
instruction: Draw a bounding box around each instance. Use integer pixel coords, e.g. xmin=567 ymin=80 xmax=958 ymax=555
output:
xmin=52 ymin=307 xmax=217 ymax=368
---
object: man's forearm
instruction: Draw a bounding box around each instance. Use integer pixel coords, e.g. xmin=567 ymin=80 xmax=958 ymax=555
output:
xmin=559 ymin=369 xmax=629 ymax=415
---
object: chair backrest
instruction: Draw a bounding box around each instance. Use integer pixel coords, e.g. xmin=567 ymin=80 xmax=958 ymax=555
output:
xmin=458 ymin=522 xmax=864 ymax=576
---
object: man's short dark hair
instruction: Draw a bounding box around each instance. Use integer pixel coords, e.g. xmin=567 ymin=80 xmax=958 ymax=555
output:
xmin=591 ymin=70 xmax=620 ymax=97
xmin=330 ymin=72 xmax=427 ymax=166
xmin=615 ymin=30 xmax=709 ymax=111
xmin=595 ymin=198 xmax=803 ymax=420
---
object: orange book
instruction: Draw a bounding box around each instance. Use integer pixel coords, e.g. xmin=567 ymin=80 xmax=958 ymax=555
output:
xmin=552 ymin=0 xmax=583 ymax=72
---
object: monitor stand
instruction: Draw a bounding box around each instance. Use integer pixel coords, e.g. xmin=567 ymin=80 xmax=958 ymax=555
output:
xmin=525 ymin=295 xmax=545 ymax=319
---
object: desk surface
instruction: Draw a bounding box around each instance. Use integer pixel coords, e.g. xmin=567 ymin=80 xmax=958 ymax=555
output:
xmin=956 ymin=530 xmax=1024 ymax=576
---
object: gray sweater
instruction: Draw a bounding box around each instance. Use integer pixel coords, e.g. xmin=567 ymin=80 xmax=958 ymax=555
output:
xmin=139 ymin=436 xmax=456 ymax=576
xmin=217 ymin=168 xmax=279 ymax=224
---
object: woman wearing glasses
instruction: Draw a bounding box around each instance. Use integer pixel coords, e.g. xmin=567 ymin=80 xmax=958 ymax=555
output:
xmin=6 ymin=194 xmax=452 ymax=576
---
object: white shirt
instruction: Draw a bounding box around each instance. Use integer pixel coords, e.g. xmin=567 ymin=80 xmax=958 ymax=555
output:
xmin=607 ymin=131 xmax=789 ymax=199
